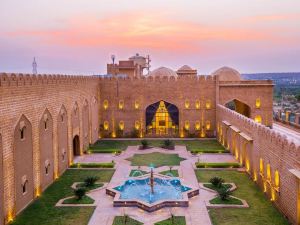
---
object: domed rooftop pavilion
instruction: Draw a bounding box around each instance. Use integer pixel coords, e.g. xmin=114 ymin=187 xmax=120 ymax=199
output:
xmin=177 ymin=65 xmax=197 ymax=77
xmin=148 ymin=67 xmax=178 ymax=78
xmin=212 ymin=66 xmax=242 ymax=81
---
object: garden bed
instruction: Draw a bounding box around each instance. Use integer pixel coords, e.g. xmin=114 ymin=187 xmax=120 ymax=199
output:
xmin=196 ymin=162 xmax=241 ymax=168
xmin=70 ymin=162 xmax=115 ymax=168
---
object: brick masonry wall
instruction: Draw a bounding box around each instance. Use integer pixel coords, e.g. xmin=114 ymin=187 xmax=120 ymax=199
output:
xmin=217 ymin=104 xmax=300 ymax=224
xmin=99 ymin=75 xmax=217 ymax=137
xmin=0 ymin=73 xmax=99 ymax=222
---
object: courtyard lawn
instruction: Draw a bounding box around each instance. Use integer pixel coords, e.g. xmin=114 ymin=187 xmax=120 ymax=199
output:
xmin=127 ymin=152 xmax=185 ymax=167
xmin=89 ymin=140 xmax=164 ymax=153
xmin=159 ymin=170 xmax=179 ymax=177
xmin=89 ymin=139 xmax=225 ymax=153
xmin=154 ymin=216 xmax=186 ymax=225
xmin=112 ymin=216 xmax=143 ymax=225
xmin=195 ymin=170 xmax=290 ymax=225
xmin=62 ymin=195 xmax=95 ymax=204
xmin=11 ymin=169 xmax=115 ymax=225
xmin=174 ymin=140 xmax=225 ymax=152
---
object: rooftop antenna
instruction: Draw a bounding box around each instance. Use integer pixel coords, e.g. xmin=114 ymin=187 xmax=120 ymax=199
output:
xmin=146 ymin=55 xmax=151 ymax=75
xmin=32 ymin=57 xmax=37 ymax=74
xmin=111 ymin=54 xmax=116 ymax=65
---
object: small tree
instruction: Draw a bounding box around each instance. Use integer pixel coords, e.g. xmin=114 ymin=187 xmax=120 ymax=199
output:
xmin=74 ymin=188 xmax=86 ymax=200
xmin=141 ymin=139 xmax=149 ymax=149
xmin=84 ymin=176 xmax=99 ymax=187
xmin=209 ymin=177 xmax=224 ymax=188
xmin=217 ymin=187 xmax=232 ymax=201
xmin=163 ymin=139 xmax=174 ymax=150
xmin=169 ymin=166 xmax=173 ymax=172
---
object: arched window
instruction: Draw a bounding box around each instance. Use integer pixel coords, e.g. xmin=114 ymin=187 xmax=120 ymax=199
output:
xmin=20 ymin=128 xmax=25 ymax=140
xmin=206 ymin=100 xmax=211 ymax=109
xmin=255 ymin=98 xmax=261 ymax=108
xmin=103 ymin=100 xmax=108 ymax=110
xmin=103 ymin=121 xmax=109 ymax=130
xmin=184 ymin=121 xmax=190 ymax=130
xmin=119 ymin=100 xmax=124 ymax=109
xmin=21 ymin=176 xmax=28 ymax=194
xmin=255 ymin=115 xmax=262 ymax=123
xmin=135 ymin=121 xmax=140 ymax=130
xmin=119 ymin=121 xmax=124 ymax=130
xmin=185 ymin=100 xmax=190 ymax=109
xmin=206 ymin=121 xmax=211 ymax=130
xmin=195 ymin=121 xmax=200 ymax=130
xmin=134 ymin=100 xmax=140 ymax=109
xmin=195 ymin=100 xmax=200 ymax=109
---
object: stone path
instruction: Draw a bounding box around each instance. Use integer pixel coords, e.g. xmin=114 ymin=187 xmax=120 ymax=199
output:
xmin=74 ymin=145 xmax=237 ymax=225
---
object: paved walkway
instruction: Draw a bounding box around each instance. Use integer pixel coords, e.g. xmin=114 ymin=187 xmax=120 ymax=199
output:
xmin=273 ymin=123 xmax=300 ymax=144
xmin=74 ymin=145 xmax=236 ymax=225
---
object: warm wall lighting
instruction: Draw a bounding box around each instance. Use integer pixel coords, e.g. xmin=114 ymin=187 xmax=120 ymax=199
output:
xmin=184 ymin=121 xmax=190 ymax=130
xmin=255 ymin=115 xmax=262 ymax=123
xmin=7 ymin=211 xmax=14 ymax=222
xmin=271 ymin=188 xmax=276 ymax=201
xmin=267 ymin=164 xmax=271 ymax=181
xmin=195 ymin=121 xmax=200 ymax=130
xmin=200 ymin=129 xmax=205 ymax=138
xmin=255 ymin=98 xmax=261 ymax=108
xmin=246 ymin=159 xmax=250 ymax=172
xmin=206 ymin=100 xmax=211 ymax=109
xmin=263 ymin=182 xmax=267 ymax=192
xmin=111 ymin=131 xmax=116 ymax=138
xmin=260 ymin=158 xmax=264 ymax=174
xmin=134 ymin=100 xmax=140 ymax=109
xmin=206 ymin=121 xmax=211 ymax=130
xmin=185 ymin=100 xmax=190 ymax=109
xmin=35 ymin=187 xmax=41 ymax=197
xmin=119 ymin=100 xmax=124 ymax=109
xmin=103 ymin=100 xmax=108 ymax=110
xmin=253 ymin=172 xmax=257 ymax=181
xmin=195 ymin=100 xmax=200 ymax=109
xmin=275 ymin=170 xmax=280 ymax=188
xmin=104 ymin=121 xmax=109 ymax=130
xmin=119 ymin=121 xmax=124 ymax=130
xmin=135 ymin=121 xmax=140 ymax=130
xmin=54 ymin=172 xmax=59 ymax=179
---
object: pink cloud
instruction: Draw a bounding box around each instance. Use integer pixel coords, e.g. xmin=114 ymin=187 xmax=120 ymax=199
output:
xmin=6 ymin=12 xmax=297 ymax=53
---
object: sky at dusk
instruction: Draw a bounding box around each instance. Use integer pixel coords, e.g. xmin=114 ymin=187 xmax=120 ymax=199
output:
xmin=0 ymin=0 xmax=300 ymax=75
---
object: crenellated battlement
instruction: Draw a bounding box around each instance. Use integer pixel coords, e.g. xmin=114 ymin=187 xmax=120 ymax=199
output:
xmin=0 ymin=73 xmax=99 ymax=87
xmin=99 ymin=74 xmax=216 ymax=83
xmin=217 ymin=104 xmax=300 ymax=154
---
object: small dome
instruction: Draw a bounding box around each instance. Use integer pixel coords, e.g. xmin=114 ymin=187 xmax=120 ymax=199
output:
xmin=178 ymin=65 xmax=193 ymax=71
xmin=148 ymin=67 xmax=178 ymax=78
xmin=212 ymin=66 xmax=242 ymax=81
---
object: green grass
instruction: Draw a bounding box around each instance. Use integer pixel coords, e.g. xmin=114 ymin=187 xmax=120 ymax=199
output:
xmin=62 ymin=195 xmax=95 ymax=204
xmin=129 ymin=170 xmax=148 ymax=177
xmin=159 ymin=170 xmax=179 ymax=177
xmin=127 ymin=152 xmax=185 ymax=167
xmin=209 ymin=196 xmax=243 ymax=205
xmin=76 ymin=183 xmax=104 ymax=191
xmin=112 ymin=216 xmax=143 ymax=225
xmin=89 ymin=139 xmax=225 ymax=153
xmin=154 ymin=216 xmax=186 ymax=225
xmin=203 ymin=183 xmax=232 ymax=192
xmin=196 ymin=162 xmax=240 ymax=168
xmin=190 ymin=149 xmax=229 ymax=154
xmin=70 ymin=162 xmax=114 ymax=168
xmin=11 ymin=169 xmax=115 ymax=225
xmin=174 ymin=140 xmax=225 ymax=152
xmin=195 ymin=170 xmax=290 ymax=225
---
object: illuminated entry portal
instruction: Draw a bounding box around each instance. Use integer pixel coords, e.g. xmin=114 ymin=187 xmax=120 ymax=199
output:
xmin=146 ymin=101 xmax=179 ymax=136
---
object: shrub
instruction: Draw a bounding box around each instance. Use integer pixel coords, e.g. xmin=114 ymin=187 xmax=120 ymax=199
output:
xmin=130 ymin=129 xmax=139 ymax=138
xmin=217 ymin=187 xmax=232 ymax=201
xmin=74 ymin=188 xmax=86 ymax=200
xmin=210 ymin=177 xmax=224 ymax=188
xmin=84 ymin=176 xmax=99 ymax=187
xmin=141 ymin=139 xmax=149 ymax=149
xmin=195 ymin=162 xmax=241 ymax=168
xmin=163 ymin=139 xmax=175 ymax=150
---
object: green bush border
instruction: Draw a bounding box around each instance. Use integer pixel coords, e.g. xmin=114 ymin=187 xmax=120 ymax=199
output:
xmin=191 ymin=149 xmax=230 ymax=154
xmin=70 ymin=162 xmax=115 ymax=168
xmin=196 ymin=162 xmax=241 ymax=168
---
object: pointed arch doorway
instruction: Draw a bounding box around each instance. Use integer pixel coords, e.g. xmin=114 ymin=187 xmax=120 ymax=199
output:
xmin=146 ymin=100 xmax=179 ymax=136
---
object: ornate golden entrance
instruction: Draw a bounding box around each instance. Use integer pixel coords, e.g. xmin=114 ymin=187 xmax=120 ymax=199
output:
xmin=146 ymin=100 xmax=179 ymax=136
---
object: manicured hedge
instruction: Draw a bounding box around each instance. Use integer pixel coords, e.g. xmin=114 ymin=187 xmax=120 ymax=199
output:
xmin=70 ymin=162 xmax=115 ymax=168
xmin=191 ymin=149 xmax=230 ymax=154
xmin=196 ymin=162 xmax=241 ymax=168
xmin=88 ymin=149 xmax=122 ymax=154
